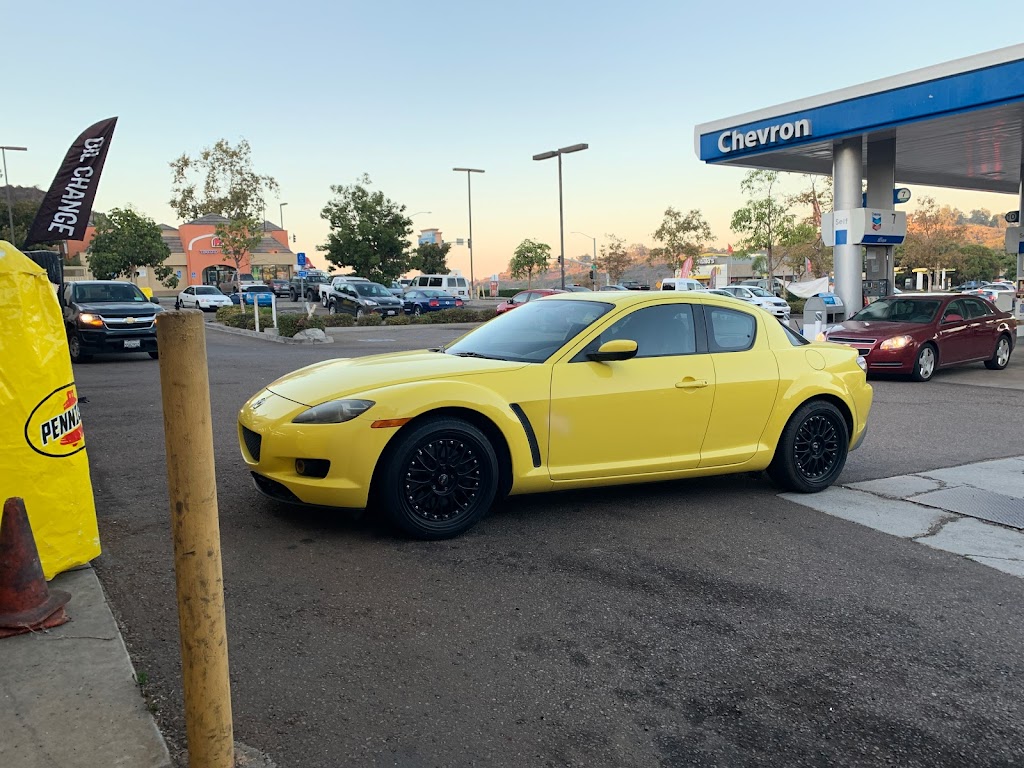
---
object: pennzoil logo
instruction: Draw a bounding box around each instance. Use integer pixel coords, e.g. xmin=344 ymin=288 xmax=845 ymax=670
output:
xmin=24 ymin=384 xmax=86 ymax=457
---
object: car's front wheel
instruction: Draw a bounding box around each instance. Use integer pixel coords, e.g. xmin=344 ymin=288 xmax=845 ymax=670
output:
xmin=984 ymin=334 xmax=1012 ymax=370
xmin=68 ymin=332 xmax=91 ymax=364
xmin=378 ymin=417 xmax=499 ymax=539
xmin=328 ymin=301 xmax=338 ymax=315
xmin=767 ymin=400 xmax=849 ymax=493
xmin=911 ymin=343 xmax=937 ymax=382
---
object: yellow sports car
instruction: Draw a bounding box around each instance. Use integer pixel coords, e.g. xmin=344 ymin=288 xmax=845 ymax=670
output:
xmin=239 ymin=292 xmax=872 ymax=539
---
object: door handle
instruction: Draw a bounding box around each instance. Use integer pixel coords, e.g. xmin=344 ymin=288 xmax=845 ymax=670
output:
xmin=676 ymin=378 xmax=709 ymax=389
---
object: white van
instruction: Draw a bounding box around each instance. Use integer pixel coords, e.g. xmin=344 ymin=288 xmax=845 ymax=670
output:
xmin=661 ymin=278 xmax=705 ymax=292
xmin=409 ymin=274 xmax=471 ymax=298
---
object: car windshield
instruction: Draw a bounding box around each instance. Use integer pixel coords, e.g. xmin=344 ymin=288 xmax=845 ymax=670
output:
xmin=74 ymin=283 xmax=149 ymax=303
xmin=850 ymin=298 xmax=940 ymax=323
xmin=354 ymin=282 xmax=393 ymax=297
xmin=445 ymin=299 xmax=613 ymax=362
xmin=750 ymin=288 xmax=773 ymax=297
xmin=196 ymin=286 xmax=222 ymax=295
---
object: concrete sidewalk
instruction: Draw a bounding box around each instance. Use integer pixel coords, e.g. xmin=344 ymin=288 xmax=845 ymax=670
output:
xmin=0 ymin=565 xmax=171 ymax=768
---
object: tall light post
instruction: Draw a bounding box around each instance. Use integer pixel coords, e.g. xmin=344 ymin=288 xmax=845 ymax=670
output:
xmin=452 ymin=168 xmax=483 ymax=297
xmin=572 ymin=230 xmax=598 ymax=288
xmin=1 ymin=146 xmax=28 ymax=244
xmin=533 ymin=143 xmax=588 ymax=289
xmin=279 ymin=202 xmax=288 ymax=231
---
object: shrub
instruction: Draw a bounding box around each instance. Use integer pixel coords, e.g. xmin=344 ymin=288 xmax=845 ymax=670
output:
xmin=215 ymin=306 xmax=240 ymax=323
xmin=323 ymin=313 xmax=355 ymax=327
xmin=277 ymin=313 xmax=326 ymax=338
xmin=217 ymin=307 xmax=274 ymax=330
xmin=356 ymin=313 xmax=383 ymax=327
xmin=384 ymin=314 xmax=411 ymax=325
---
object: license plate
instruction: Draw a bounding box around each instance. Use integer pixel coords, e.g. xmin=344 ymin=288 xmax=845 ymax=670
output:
xmin=124 ymin=339 xmax=141 ymax=349
xmin=387 ymin=310 xmax=397 ymax=316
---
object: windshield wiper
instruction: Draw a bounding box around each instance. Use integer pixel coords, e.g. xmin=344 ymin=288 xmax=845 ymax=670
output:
xmin=449 ymin=351 xmax=501 ymax=359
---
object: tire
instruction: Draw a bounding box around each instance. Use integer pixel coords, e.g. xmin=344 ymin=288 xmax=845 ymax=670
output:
xmin=767 ymin=400 xmax=849 ymax=493
xmin=356 ymin=308 xmax=366 ymax=320
xmin=68 ymin=333 xmax=91 ymax=364
xmin=321 ymin=293 xmax=329 ymax=307
xmin=148 ymin=350 xmax=159 ymax=360
xmin=328 ymin=301 xmax=338 ymax=316
xmin=378 ymin=417 xmax=499 ymax=539
xmin=289 ymin=291 xmax=298 ymax=302
xmin=911 ymin=343 xmax=937 ymax=382
xmin=413 ymin=305 xmax=422 ymax=316
xmin=984 ymin=334 xmax=1012 ymax=371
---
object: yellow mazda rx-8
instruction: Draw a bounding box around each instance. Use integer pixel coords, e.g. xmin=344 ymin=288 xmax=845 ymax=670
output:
xmin=239 ymin=292 xmax=872 ymax=538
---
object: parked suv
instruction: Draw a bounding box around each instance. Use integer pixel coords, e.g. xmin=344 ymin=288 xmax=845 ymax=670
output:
xmin=61 ymin=280 xmax=164 ymax=363
xmin=289 ymin=270 xmax=331 ymax=302
xmin=328 ymin=280 xmax=404 ymax=318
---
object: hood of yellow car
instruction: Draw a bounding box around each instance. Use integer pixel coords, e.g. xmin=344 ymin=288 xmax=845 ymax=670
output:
xmin=266 ymin=349 xmax=529 ymax=406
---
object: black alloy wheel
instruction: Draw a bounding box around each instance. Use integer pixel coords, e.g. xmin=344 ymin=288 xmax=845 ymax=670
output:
xmin=379 ymin=417 xmax=499 ymax=539
xmin=767 ymin=400 xmax=849 ymax=493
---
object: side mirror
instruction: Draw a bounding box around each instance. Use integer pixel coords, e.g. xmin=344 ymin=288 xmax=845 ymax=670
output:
xmin=587 ymin=339 xmax=638 ymax=363
xmin=505 ymin=298 xmax=513 ymax=304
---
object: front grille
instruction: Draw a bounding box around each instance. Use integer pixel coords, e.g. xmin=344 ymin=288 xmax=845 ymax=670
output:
xmin=241 ymin=426 xmax=262 ymax=462
xmin=102 ymin=316 xmax=155 ymax=330
xmin=828 ymin=336 xmax=877 ymax=345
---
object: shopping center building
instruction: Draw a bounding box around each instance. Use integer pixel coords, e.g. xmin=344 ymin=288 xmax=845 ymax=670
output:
xmin=66 ymin=214 xmax=303 ymax=295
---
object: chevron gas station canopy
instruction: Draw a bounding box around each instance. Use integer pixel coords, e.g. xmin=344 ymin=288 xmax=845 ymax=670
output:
xmin=694 ymin=44 xmax=1024 ymax=312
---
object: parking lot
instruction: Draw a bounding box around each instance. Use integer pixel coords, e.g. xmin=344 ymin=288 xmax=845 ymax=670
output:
xmin=77 ymin=325 xmax=1024 ymax=767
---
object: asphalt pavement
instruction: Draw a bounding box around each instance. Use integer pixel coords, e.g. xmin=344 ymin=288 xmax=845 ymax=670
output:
xmin=67 ymin=326 xmax=1024 ymax=767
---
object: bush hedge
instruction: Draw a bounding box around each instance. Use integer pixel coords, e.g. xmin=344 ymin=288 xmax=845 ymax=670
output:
xmin=215 ymin=306 xmax=275 ymax=330
xmin=355 ymin=314 xmax=383 ymax=327
xmin=276 ymin=313 xmax=326 ymax=338
xmin=323 ymin=313 xmax=355 ymax=327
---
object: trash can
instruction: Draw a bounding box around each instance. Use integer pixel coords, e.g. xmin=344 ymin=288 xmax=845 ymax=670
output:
xmin=802 ymin=293 xmax=847 ymax=339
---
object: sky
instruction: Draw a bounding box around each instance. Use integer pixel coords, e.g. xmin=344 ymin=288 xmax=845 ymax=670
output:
xmin=4 ymin=1 xmax=1022 ymax=280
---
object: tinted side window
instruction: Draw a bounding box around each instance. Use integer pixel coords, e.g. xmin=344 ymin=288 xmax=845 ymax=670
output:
xmin=964 ymin=298 xmax=993 ymax=318
xmin=593 ymin=304 xmax=697 ymax=358
xmin=707 ymin=307 xmax=756 ymax=352
xmin=456 ymin=278 xmax=467 ymax=287
xmin=428 ymin=277 xmax=443 ymax=287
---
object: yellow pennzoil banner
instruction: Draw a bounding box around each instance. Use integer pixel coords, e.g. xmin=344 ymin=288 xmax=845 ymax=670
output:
xmin=0 ymin=241 xmax=100 ymax=578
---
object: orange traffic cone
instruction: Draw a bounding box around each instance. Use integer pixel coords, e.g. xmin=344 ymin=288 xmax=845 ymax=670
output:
xmin=0 ymin=497 xmax=71 ymax=639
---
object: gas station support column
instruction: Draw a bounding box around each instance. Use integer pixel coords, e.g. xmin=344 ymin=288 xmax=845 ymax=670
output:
xmin=833 ymin=137 xmax=863 ymax=312
xmin=865 ymin=139 xmax=896 ymax=293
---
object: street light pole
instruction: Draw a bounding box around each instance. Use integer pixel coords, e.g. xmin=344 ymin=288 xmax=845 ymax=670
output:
xmin=452 ymin=168 xmax=483 ymax=297
xmin=279 ymin=202 xmax=287 ymax=231
xmin=572 ymin=231 xmax=597 ymax=289
xmin=533 ymin=144 xmax=588 ymax=290
xmin=1 ymin=146 xmax=28 ymax=244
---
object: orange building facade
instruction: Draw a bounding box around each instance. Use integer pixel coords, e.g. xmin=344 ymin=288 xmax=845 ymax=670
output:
xmin=66 ymin=214 xmax=303 ymax=295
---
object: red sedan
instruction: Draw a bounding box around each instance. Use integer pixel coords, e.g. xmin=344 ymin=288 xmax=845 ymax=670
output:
xmin=824 ymin=293 xmax=1016 ymax=382
xmin=495 ymin=288 xmax=566 ymax=314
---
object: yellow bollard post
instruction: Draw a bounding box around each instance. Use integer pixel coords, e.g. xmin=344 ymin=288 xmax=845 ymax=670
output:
xmin=156 ymin=309 xmax=234 ymax=768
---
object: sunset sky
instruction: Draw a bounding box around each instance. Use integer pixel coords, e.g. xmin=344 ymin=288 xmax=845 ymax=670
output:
xmin=4 ymin=1 xmax=1021 ymax=278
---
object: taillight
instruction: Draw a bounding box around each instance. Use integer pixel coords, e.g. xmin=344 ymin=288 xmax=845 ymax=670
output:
xmin=456 ymin=300 xmax=464 ymax=307
xmin=429 ymin=299 xmax=439 ymax=307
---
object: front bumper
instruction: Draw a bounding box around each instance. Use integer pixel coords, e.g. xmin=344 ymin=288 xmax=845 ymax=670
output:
xmin=78 ymin=328 xmax=158 ymax=353
xmin=237 ymin=392 xmax=397 ymax=509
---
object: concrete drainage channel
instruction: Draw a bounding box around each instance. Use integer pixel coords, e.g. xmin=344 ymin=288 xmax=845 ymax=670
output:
xmin=783 ymin=456 xmax=1024 ymax=579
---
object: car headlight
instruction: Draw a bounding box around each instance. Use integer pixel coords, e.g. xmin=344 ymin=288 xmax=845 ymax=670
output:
xmin=879 ymin=335 xmax=914 ymax=351
xmin=362 ymin=299 xmax=378 ymax=307
xmin=79 ymin=313 xmax=103 ymax=327
xmin=292 ymin=399 xmax=375 ymax=424
xmin=856 ymin=356 xmax=867 ymax=372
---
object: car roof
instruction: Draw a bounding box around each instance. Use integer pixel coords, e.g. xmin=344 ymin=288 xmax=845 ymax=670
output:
xmin=538 ymin=290 xmax=769 ymax=309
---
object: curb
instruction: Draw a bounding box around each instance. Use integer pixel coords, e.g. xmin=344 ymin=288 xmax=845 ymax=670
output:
xmin=204 ymin=323 xmax=334 ymax=344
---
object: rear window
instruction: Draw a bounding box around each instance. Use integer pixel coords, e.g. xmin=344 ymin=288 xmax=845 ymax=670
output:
xmin=196 ymin=286 xmax=221 ymax=295
xmin=707 ymin=307 xmax=757 ymax=352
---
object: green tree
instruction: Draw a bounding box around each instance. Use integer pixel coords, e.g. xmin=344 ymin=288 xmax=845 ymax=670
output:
xmin=597 ymin=234 xmax=633 ymax=284
xmin=410 ymin=241 xmax=452 ymax=274
xmin=730 ymin=170 xmax=796 ymax=283
xmin=169 ymin=138 xmax=279 ymax=278
xmin=320 ymin=174 xmax=413 ymax=284
xmin=785 ymin=176 xmax=834 ymax=278
xmin=897 ymin=196 xmax=966 ymax=289
xmin=509 ymin=239 xmax=551 ymax=287
xmin=86 ymin=207 xmax=176 ymax=287
xmin=650 ymin=207 xmax=712 ymax=271
xmin=956 ymin=244 xmax=1006 ymax=283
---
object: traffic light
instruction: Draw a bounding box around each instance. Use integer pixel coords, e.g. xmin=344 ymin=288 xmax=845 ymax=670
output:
xmin=589 ymin=269 xmax=596 ymax=282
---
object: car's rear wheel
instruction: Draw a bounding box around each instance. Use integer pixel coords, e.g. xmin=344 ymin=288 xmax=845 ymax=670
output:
xmin=984 ymin=334 xmax=1012 ymax=370
xmin=767 ymin=400 xmax=849 ymax=493
xmin=68 ymin=333 xmax=91 ymax=364
xmin=911 ymin=343 xmax=937 ymax=382
xmin=413 ymin=305 xmax=422 ymax=316
xmin=379 ymin=417 xmax=498 ymax=539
